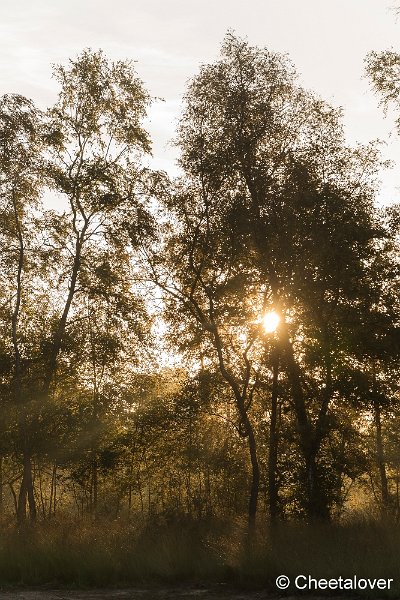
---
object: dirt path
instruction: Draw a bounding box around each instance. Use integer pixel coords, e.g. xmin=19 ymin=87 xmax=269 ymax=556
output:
xmin=0 ymin=588 xmax=357 ymax=600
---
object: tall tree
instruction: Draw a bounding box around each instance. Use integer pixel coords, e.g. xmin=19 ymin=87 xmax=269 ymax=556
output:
xmin=0 ymin=50 xmax=154 ymax=522
xmin=43 ymin=48 xmax=152 ymax=395
xmin=0 ymin=94 xmax=45 ymax=520
xmin=174 ymin=33 xmax=388 ymax=520
xmin=144 ymin=177 xmax=267 ymax=530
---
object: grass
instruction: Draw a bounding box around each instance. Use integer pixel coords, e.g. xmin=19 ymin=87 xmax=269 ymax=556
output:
xmin=0 ymin=514 xmax=399 ymax=596
xmin=0 ymin=516 xmax=231 ymax=586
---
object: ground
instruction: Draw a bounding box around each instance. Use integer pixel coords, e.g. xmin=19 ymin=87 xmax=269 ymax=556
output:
xmin=0 ymin=588 xmax=358 ymax=600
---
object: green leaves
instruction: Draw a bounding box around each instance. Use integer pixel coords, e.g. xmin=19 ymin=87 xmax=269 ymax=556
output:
xmin=50 ymin=49 xmax=151 ymax=152
xmin=366 ymin=50 xmax=400 ymax=125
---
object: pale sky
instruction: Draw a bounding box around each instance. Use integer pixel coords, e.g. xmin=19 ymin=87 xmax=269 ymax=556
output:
xmin=1 ymin=0 xmax=399 ymax=205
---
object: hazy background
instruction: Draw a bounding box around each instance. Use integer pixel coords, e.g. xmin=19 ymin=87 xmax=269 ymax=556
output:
xmin=1 ymin=0 xmax=399 ymax=204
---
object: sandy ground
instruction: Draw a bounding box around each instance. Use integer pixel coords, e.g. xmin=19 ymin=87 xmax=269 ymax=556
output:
xmin=0 ymin=588 xmax=357 ymax=600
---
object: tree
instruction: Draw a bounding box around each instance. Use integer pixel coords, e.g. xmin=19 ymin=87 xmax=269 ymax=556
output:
xmin=0 ymin=49 xmax=154 ymax=522
xmin=173 ymin=33 xmax=389 ymax=520
xmin=144 ymin=177 xmax=268 ymax=530
xmin=366 ymin=50 xmax=400 ymax=134
xmin=42 ymin=48 xmax=152 ymax=395
xmin=366 ymin=36 xmax=400 ymax=516
xmin=0 ymin=94 xmax=46 ymax=520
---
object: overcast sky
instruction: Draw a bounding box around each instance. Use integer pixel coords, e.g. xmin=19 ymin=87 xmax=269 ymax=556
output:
xmin=1 ymin=0 xmax=399 ymax=205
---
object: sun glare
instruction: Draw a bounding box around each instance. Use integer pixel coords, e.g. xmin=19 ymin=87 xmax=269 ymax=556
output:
xmin=263 ymin=311 xmax=280 ymax=333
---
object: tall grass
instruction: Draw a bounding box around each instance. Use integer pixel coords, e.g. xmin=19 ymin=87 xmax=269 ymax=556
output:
xmin=0 ymin=514 xmax=399 ymax=596
xmin=0 ymin=516 xmax=231 ymax=586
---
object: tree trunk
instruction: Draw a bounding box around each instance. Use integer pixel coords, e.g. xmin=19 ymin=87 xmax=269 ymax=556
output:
xmin=279 ymin=323 xmax=330 ymax=520
xmin=38 ymin=465 xmax=46 ymax=518
xmin=0 ymin=457 xmax=3 ymax=514
xmin=212 ymin=328 xmax=261 ymax=531
xmin=246 ymin=420 xmax=260 ymax=531
xmin=91 ymin=457 xmax=98 ymax=518
xmin=43 ymin=230 xmax=86 ymax=394
xmin=304 ymin=449 xmax=329 ymax=521
xmin=17 ymin=452 xmax=36 ymax=523
xmin=374 ymin=401 xmax=389 ymax=512
xmin=49 ymin=463 xmax=57 ymax=517
xmin=268 ymin=349 xmax=279 ymax=523
xmin=53 ymin=464 xmax=57 ymax=516
xmin=9 ymin=483 xmax=18 ymax=516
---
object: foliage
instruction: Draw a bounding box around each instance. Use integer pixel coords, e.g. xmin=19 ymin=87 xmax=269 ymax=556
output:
xmin=0 ymin=31 xmax=399 ymax=588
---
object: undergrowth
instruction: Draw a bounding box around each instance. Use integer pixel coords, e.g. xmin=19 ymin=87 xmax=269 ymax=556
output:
xmin=0 ymin=514 xmax=399 ymax=597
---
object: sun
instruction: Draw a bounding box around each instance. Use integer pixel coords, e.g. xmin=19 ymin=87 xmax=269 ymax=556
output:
xmin=263 ymin=311 xmax=280 ymax=333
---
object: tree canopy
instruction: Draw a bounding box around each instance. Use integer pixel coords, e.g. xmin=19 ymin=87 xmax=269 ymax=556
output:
xmin=0 ymin=36 xmax=399 ymax=536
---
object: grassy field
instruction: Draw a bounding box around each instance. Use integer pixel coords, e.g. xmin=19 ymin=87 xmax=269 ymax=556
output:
xmin=0 ymin=516 xmax=398 ymax=597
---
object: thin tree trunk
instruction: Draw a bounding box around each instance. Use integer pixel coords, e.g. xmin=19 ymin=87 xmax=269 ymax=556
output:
xmin=212 ymin=328 xmax=260 ymax=531
xmin=11 ymin=190 xmax=34 ymax=524
xmin=17 ymin=452 xmax=36 ymax=523
xmin=38 ymin=465 xmax=46 ymax=518
xmin=9 ymin=483 xmax=18 ymax=516
xmin=43 ymin=228 xmax=86 ymax=393
xmin=138 ymin=469 xmax=144 ymax=513
xmin=247 ymin=423 xmax=260 ymax=531
xmin=53 ymin=464 xmax=57 ymax=516
xmin=92 ymin=458 xmax=98 ymax=518
xmin=128 ymin=483 xmax=132 ymax=513
xmin=268 ymin=348 xmax=279 ymax=523
xmin=0 ymin=457 xmax=3 ymax=514
xmin=49 ymin=463 xmax=57 ymax=518
xmin=49 ymin=466 xmax=54 ymax=518
xmin=205 ymin=465 xmax=212 ymax=516
xmin=374 ymin=402 xmax=389 ymax=512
